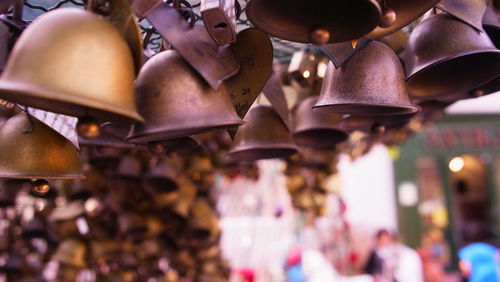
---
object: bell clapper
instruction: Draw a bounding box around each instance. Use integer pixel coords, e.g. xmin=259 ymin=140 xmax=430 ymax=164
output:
xmin=32 ymin=179 xmax=50 ymax=196
xmin=77 ymin=116 xmax=101 ymax=139
xmin=309 ymin=26 xmax=330 ymax=45
xmin=148 ymin=141 xmax=166 ymax=154
xmin=379 ymin=7 xmax=397 ymax=28
xmin=371 ymin=123 xmax=386 ymax=135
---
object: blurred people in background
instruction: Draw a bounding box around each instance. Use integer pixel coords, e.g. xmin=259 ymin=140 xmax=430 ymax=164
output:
xmin=419 ymin=228 xmax=449 ymax=282
xmin=363 ymin=229 xmax=423 ymax=282
xmin=459 ymin=242 xmax=500 ymax=282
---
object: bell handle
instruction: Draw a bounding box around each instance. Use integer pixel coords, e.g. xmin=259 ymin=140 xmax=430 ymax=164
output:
xmin=86 ymin=0 xmax=113 ymax=16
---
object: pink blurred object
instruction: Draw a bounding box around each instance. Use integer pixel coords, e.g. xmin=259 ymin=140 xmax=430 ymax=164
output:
xmin=286 ymin=245 xmax=302 ymax=266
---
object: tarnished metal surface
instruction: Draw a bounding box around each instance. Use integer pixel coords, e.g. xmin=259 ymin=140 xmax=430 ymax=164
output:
xmin=126 ymin=50 xmax=243 ymax=143
xmin=314 ymin=41 xmax=417 ymax=116
xmin=365 ymin=0 xmax=441 ymax=39
xmin=0 ymin=113 xmax=83 ymax=179
xmin=404 ymin=13 xmax=500 ymax=100
xmin=0 ymin=8 xmax=143 ymax=123
xmin=377 ymin=29 xmax=408 ymax=55
xmin=293 ymin=97 xmax=348 ymax=149
xmin=245 ymin=0 xmax=381 ymax=43
xmin=200 ymin=0 xmax=237 ymax=45
xmin=226 ymin=104 xmax=298 ymax=161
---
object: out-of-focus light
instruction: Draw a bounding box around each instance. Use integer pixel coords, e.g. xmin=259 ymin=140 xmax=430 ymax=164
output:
xmin=302 ymin=70 xmax=311 ymax=79
xmin=317 ymin=61 xmax=328 ymax=78
xmin=449 ymin=157 xmax=464 ymax=173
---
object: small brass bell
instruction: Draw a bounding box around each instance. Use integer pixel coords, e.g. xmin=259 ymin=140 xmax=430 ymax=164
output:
xmin=144 ymin=161 xmax=179 ymax=208
xmin=245 ymin=0 xmax=382 ymax=43
xmin=314 ymin=41 xmax=418 ymax=116
xmin=404 ymin=13 xmax=500 ymax=100
xmin=226 ymin=104 xmax=298 ymax=161
xmin=365 ymin=0 xmax=441 ymax=40
xmin=0 ymin=113 xmax=83 ymax=180
xmin=189 ymin=199 xmax=220 ymax=240
xmin=288 ymin=49 xmax=319 ymax=88
xmin=293 ymin=97 xmax=348 ymax=149
xmin=126 ymin=50 xmax=243 ymax=144
xmin=52 ymin=239 xmax=88 ymax=268
xmin=0 ymin=8 xmax=143 ymax=123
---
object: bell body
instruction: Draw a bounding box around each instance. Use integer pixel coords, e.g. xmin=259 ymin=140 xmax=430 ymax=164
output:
xmin=245 ymin=0 xmax=382 ymax=43
xmin=314 ymin=41 xmax=417 ymax=116
xmin=293 ymin=97 xmax=347 ymax=149
xmin=404 ymin=13 xmax=500 ymax=100
xmin=126 ymin=50 xmax=243 ymax=143
xmin=0 ymin=8 xmax=142 ymax=123
xmin=340 ymin=113 xmax=416 ymax=134
xmin=365 ymin=0 xmax=441 ymax=39
xmin=0 ymin=113 xmax=83 ymax=179
xmin=79 ymin=122 xmax=134 ymax=149
xmin=226 ymin=104 xmax=298 ymax=161
xmin=483 ymin=6 xmax=500 ymax=48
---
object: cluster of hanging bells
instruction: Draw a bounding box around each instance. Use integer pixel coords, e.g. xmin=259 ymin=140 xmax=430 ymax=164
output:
xmin=0 ymin=0 xmax=498 ymax=186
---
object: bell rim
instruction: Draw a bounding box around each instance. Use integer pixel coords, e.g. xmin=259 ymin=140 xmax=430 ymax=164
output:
xmin=226 ymin=144 xmax=299 ymax=161
xmin=0 ymin=80 xmax=144 ymax=123
xmin=406 ymin=49 xmax=500 ymax=99
xmin=126 ymin=120 xmax=244 ymax=143
xmin=0 ymin=173 xmax=85 ymax=180
xmin=312 ymin=103 xmax=419 ymax=116
xmin=245 ymin=0 xmax=382 ymax=43
xmin=293 ymin=128 xmax=349 ymax=148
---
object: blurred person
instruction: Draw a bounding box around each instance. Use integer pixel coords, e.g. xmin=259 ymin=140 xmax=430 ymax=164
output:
xmin=459 ymin=242 xmax=500 ymax=282
xmin=363 ymin=229 xmax=424 ymax=282
xmin=419 ymin=228 xmax=449 ymax=282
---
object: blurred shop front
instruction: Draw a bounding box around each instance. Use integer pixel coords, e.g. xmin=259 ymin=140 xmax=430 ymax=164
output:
xmin=394 ymin=114 xmax=500 ymax=270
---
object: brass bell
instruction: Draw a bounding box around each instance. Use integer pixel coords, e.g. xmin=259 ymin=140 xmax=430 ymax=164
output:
xmin=226 ymin=104 xmax=298 ymax=161
xmin=404 ymin=13 xmax=500 ymax=100
xmin=365 ymin=0 xmax=441 ymax=40
xmin=288 ymin=49 xmax=319 ymax=88
xmin=144 ymin=160 xmax=179 ymax=208
xmin=245 ymin=0 xmax=382 ymax=43
xmin=170 ymin=181 xmax=197 ymax=218
xmin=314 ymin=41 xmax=418 ymax=116
xmin=293 ymin=97 xmax=348 ymax=149
xmin=0 ymin=113 xmax=83 ymax=179
xmin=483 ymin=6 xmax=500 ymax=48
xmin=377 ymin=30 xmax=408 ymax=55
xmin=126 ymin=50 xmax=243 ymax=144
xmin=52 ymin=239 xmax=88 ymax=269
xmin=189 ymin=199 xmax=220 ymax=240
xmin=0 ymin=8 xmax=143 ymax=123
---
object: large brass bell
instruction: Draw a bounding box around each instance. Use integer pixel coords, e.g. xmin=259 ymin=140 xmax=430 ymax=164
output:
xmin=293 ymin=97 xmax=347 ymax=149
xmin=314 ymin=41 xmax=417 ymax=116
xmin=365 ymin=0 xmax=441 ymax=39
xmin=0 ymin=8 xmax=143 ymax=123
xmin=404 ymin=13 xmax=500 ymax=100
xmin=245 ymin=0 xmax=382 ymax=44
xmin=52 ymin=239 xmax=88 ymax=269
xmin=126 ymin=50 xmax=243 ymax=145
xmin=226 ymin=104 xmax=298 ymax=161
xmin=0 ymin=113 xmax=83 ymax=179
